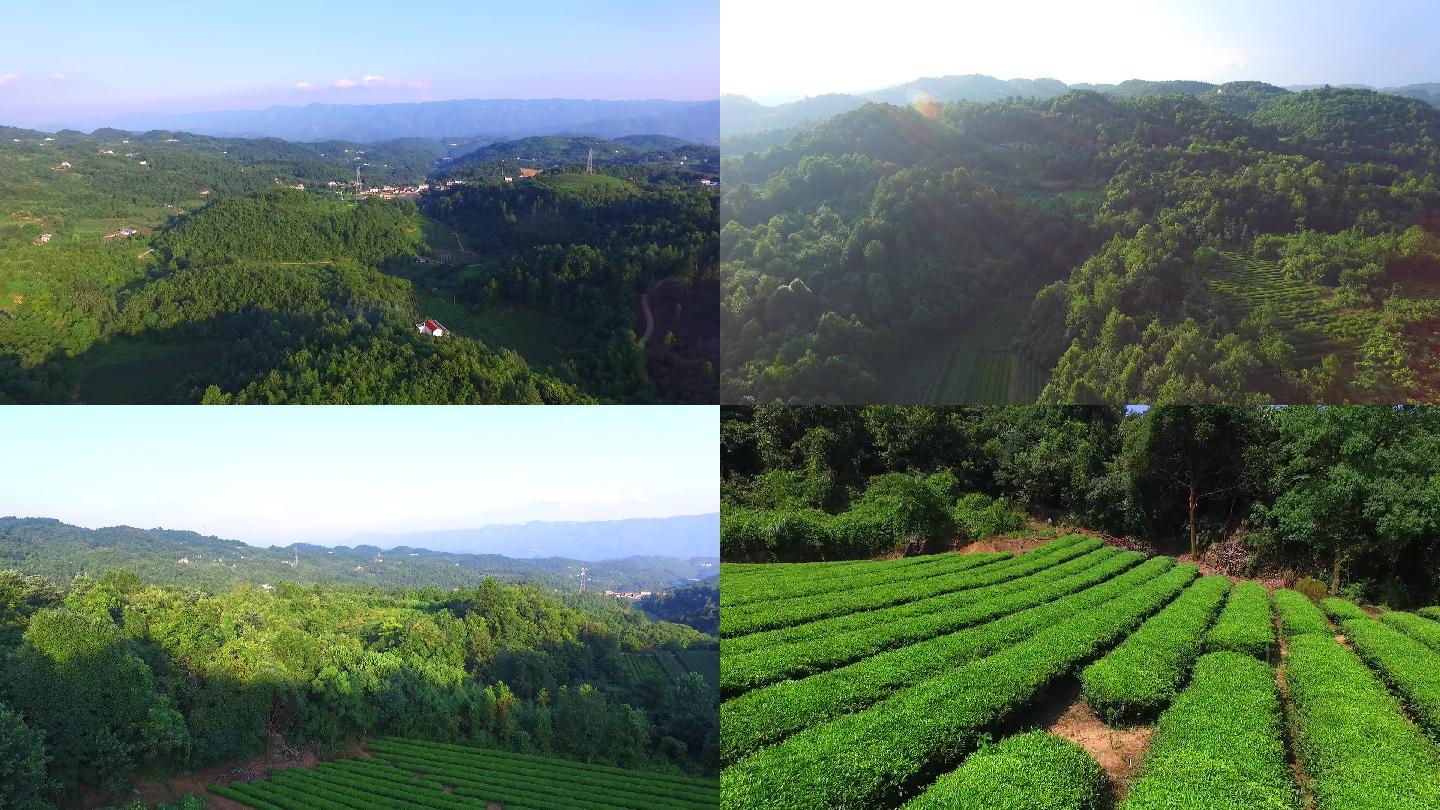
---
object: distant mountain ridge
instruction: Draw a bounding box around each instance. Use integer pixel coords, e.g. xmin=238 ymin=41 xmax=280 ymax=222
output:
xmin=40 ymin=98 xmax=720 ymax=145
xmin=0 ymin=516 xmax=718 ymax=592
xmin=331 ymin=513 xmax=720 ymax=559
xmin=722 ymin=74 xmax=1440 ymax=139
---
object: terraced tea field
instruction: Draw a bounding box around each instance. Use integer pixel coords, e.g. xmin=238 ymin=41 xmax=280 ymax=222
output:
xmin=1205 ymin=252 xmax=1369 ymax=364
xmin=889 ymin=301 xmax=1047 ymax=404
xmin=210 ymin=738 xmax=719 ymax=810
xmin=620 ymin=649 xmax=720 ymax=689
xmin=719 ymin=535 xmax=1440 ymax=809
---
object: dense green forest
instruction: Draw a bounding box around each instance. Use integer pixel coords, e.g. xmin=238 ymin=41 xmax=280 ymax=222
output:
xmin=721 ymin=405 xmax=1440 ymax=607
xmin=0 ymin=518 xmax=718 ymax=593
xmin=0 ymin=565 xmax=718 ymax=809
xmin=422 ymin=137 xmax=720 ymax=402
xmin=0 ymin=128 xmax=716 ymax=403
xmin=720 ymin=82 xmax=1440 ymax=404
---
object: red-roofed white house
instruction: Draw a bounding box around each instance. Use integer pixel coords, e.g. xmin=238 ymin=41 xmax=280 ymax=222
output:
xmin=417 ymin=319 xmax=448 ymax=337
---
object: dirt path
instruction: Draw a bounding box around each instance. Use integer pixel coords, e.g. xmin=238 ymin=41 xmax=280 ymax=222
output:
xmin=639 ymin=292 xmax=655 ymax=345
xmin=1037 ymin=681 xmax=1155 ymax=802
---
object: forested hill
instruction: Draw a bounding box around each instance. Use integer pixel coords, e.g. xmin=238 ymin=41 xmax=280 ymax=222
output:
xmin=722 ymin=73 xmax=1440 ymax=140
xmin=0 ymin=517 xmax=717 ymax=592
xmin=721 ymin=84 xmax=1440 ymax=405
xmin=442 ymin=134 xmax=718 ymax=178
xmin=0 ymin=566 xmax=719 ymax=807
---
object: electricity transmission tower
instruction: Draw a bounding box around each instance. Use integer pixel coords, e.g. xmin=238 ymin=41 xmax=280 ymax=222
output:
xmin=586 ymin=147 xmax=594 ymax=174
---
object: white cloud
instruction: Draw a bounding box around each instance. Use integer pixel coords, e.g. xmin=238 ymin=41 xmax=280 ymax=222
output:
xmin=51 ymin=72 xmax=66 ymax=81
xmin=333 ymin=77 xmax=357 ymax=88
xmin=0 ymin=74 xmax=20 ymax=87
xmin=294 ymin=81 xmax=312 ymax=90
xmin=361 ymin=74 xmax=384 ymax=86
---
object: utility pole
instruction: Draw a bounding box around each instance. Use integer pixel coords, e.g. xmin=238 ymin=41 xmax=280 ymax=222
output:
xmin=586 ymin=146 xmax=594 ymax=174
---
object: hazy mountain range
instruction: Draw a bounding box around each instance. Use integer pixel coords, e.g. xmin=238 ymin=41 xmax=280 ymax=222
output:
xmin=721 ymin=74 xmax=1440 ymax=139
xmin=39 ymin=98 xmax=720 ymax=145
xmin=327 ymin=513 xmax=719 ymax=559
xmin=0 ymin=515 xmax=718 ymax=592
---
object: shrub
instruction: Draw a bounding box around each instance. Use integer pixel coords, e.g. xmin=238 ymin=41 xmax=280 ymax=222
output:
xmin=902 ymin=730 xmax=1107 ymax=809
xmin=953 ymin=492 xmax=1027 ymax=539
xmin=1293 ymin=576 xmax=1327 ymax=603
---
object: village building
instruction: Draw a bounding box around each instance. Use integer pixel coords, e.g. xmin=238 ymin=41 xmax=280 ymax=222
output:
xmin=103 ymin=227 xmax=138 ymax=240
xmin=52 ymin=161 xmax=71 ymax=171
xmin=416 ymin=319 xmax=448 ymax=338
xmin=33 ymin=233 xmax=52 ymax=245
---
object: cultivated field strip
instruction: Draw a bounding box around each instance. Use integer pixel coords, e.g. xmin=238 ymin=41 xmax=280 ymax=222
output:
xmin=719 ymin=563 xmax=1198 ymax=809
xmin=1320 ymin=597 xmax=1367 ymax=622
xmin=721 ymin=545 xmax=1130 ymax=694
xmin=1380 ymin=610 xmax=1440 ymax=654
xmin=899 ymin=731 xmax=1106 ymax=810
xmin=1341 ymin=616 xmax=1440 ymax=739
xmin=1420 ymin=606 xmax=1440 ymax=622
xmin=718 ymin=551 xmax=1009 ymax=609
xmin=1080 ymin=574 xmax=1230 ymax=722
xmin=1274 ymin=588 xmax=1333 ymax=637
xmin=1283 ymin=630 xmax=1440 ymax=808
xmin=719 ymin=538 xmax=1097 ymax=636
xmin=721 ymin=546 xmax=1011 ymax=607
xmin=721 ymin=537 xmax=1092 ymax=656
xmin=212 ymin=738 xmax=719 ymax=810
xmin=1205 ymin=581 xmax=1276 ymax=659
xmin=1120 ymin=652 xmax=1298 ymax=809
xmin=720 ymin=552 xmax=1163 ymax=764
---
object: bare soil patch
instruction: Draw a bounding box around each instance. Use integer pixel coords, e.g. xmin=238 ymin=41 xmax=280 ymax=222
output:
xmin=1047 ymin=696 xmax=1154 ymax=802
xmin=86 ymin=738 xmax=368 ymax=809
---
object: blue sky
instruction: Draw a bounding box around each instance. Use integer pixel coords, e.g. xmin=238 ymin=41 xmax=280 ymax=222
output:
xmin=0 ymin=406 xmax=718 ymax=546
xmin=0 ymin=0 xmax=718 ymax=126
xmin=725 ymin=0 xmax=1440 ymax=103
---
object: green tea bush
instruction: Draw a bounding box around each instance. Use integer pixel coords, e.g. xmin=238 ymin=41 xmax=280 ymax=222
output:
xmin=1081 ymin=575 xmax=1231 ymax=723
xmin=721 ymin=542 xmax=1109 ymax=696
xmin=1342 ymin=616 xmax=1440 ymax=737
xmin=1378 ymin=610 xmax=1440 ymax=654
xmin=719 ymin=564 xmax=1197 ymax=810
xmin=1205 ymin=581 xmax=1275 ymax=659
xmin=1320 ymin=597 xmax=1367 ymax=622
xmin=1120 ymin=652 xmax=1297 ymax=810
xmin=902 ymin=731 xmax=1106 ymax=810
xmin=1286 ymin=633 xmax=1440 ymax=808
xmin=1274 ymin=588 xmax=1333 ymax=637
xmin=720 ymin=553 xmax=1162 ymax=764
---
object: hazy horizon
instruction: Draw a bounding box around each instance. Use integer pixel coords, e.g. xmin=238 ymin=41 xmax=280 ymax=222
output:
xmin=0 ymin=0 xmax=718 ymax=128
xmin=724 ymin=0 xmax=1440 ymax=104
xmin=0 ymin=407 xmax=719 ymax=545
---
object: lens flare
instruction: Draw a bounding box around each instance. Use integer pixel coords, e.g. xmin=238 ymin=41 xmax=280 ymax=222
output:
xmin=909 ymin=90 xmax=939 ymax=119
